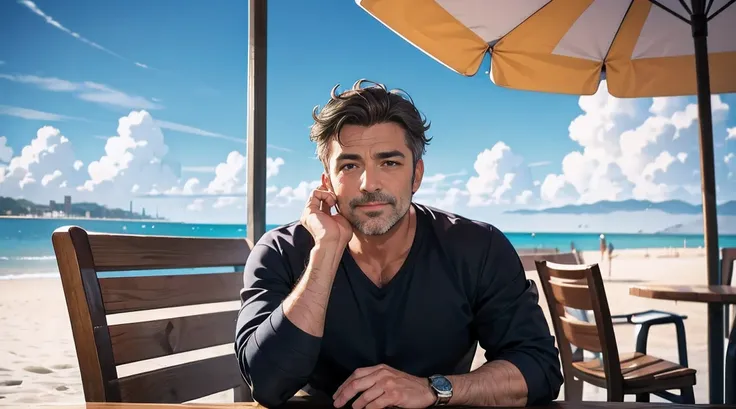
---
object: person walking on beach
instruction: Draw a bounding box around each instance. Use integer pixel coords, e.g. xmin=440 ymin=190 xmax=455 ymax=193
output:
xmin=607 ymin=242 xmax=614 ymax=277
xmin=235 ymin=80 xmax=562 ymax=408
xmin=599 ymin=234 xmax=607 ymax=261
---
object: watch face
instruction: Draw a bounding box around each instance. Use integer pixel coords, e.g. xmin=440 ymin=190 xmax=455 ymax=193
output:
xmin=431 ymin=376 xmax=452 ymax=392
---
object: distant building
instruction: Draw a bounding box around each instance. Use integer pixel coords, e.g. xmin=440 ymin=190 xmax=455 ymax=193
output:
xmin=49 ymin=200 xmax=56 ymax=211
xmin=64 ymin=195 xmax=72 ymax=215
xmin=142 ymin=207 xmax=146 ymax=217
xmin=85 ymin=211 xmax=91 ymax=218
xmin=130 ymin=200 xmax=133 ymax=214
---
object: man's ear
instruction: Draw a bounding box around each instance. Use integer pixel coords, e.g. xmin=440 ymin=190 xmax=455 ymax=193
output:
xmin=412 ymin=159 xmax=424 ymax=194
xmin=321 ymin=172 xmax=333 ymax=192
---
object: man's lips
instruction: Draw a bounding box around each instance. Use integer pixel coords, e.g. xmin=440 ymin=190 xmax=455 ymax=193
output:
xmin=355 ymin=202 xmax=389 ymax=210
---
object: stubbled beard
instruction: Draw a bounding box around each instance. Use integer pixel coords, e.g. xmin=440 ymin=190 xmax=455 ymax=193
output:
xmin=345 ymin=191 xmax=407 ymax=235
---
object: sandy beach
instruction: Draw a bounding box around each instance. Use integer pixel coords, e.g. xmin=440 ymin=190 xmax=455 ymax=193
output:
xmin=0 ymin=248 xmax=727 ymax=404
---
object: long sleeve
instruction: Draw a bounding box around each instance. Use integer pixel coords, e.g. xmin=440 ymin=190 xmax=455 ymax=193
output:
xmin=472 ymin=228 xmax=564 ymax=406
xmin=235 ymin=241 xmax=322 ymax=407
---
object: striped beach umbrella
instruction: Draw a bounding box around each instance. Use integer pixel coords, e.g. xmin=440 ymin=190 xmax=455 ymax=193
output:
xmin=355 ymin=0 xmax=735 ymax=404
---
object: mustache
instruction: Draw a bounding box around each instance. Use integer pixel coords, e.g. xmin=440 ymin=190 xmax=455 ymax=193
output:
xmin=349 ymin=192 xmax=397 ymax=208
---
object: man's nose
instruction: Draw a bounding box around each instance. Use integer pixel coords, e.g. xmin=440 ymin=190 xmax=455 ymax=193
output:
xmin=360 ymin=167 xmax=381 ymax=192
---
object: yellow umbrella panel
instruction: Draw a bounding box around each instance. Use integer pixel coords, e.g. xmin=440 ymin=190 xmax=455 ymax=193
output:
xmin=357 ymin=0 xmax=736 ymax=97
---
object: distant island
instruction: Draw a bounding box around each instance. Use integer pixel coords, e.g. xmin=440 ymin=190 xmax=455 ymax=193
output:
xmin=505 ymin=199 xmax=736 ymax=216
xmin=0 ymin=196 xmax=164 ymax=221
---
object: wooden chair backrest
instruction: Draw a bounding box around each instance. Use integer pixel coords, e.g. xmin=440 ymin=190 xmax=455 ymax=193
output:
xmin=722 ymin=247 xmax=736 ymax=333
xmin=519 ymin=251 xmax=581 ymax=272
xmin=535 ymin=260 xmax=624 ymax=397
xmin=722 ymin=247 xmax=736 ymax=286
xmin=52 ymin=225 xmax=253 ymax=403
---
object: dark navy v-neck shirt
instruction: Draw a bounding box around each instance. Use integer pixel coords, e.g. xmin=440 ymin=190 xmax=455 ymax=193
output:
xmin=235 ymin=204 xmax=562 ymax=407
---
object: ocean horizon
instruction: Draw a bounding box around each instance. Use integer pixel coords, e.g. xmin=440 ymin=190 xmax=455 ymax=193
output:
xmin=2 ymin=217 xmax=736 ymax=279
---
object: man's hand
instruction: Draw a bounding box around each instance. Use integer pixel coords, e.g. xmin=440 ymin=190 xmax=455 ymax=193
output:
xmin=300 ymin=184 xmax=352 ymax=247
xmin=332 ymin=364 xmax=436 ymax=409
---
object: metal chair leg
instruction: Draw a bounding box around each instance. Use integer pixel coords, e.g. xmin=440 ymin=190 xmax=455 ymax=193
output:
xmin=726 ymin=318 xmax=736 ymax=405
xmin=634 ymin=323 xmax=650 ymax=355
xmin=674 ymin=318 xmax=689 ymax=367
xmin=681 ymin=386 xmax=695 ymax=404
xmin=635 ymin=393 xmax=650 ymax=402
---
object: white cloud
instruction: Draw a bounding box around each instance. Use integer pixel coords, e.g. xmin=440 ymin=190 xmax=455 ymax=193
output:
xmin=0 ymin=125 xmax=85 ymax=202
xmin=187 ymin=198 xmax=204 ymax=212
xmin=0 ymin=109 xmax=291 ymax=221
xmin=726 ymin=153 xmax=736 ymax=180
xmin=0 ymin=74 xmax=162 ymax=110
xmin=728 ymin=127 xmax=736 ymax=141
xmin=268 ymin=180 xmax=321 ymax=208
xmin=182 ymin=166 xmax=216 ymax=173
xmin=154 ymin=120 xmax=241 ymax=143
xmin=0 ymin=137 xmax=12 ymax=163
xmin=18 ymin=0 xmax=149 ymax=69
xmin=528 ymin=161 xmax=551 ymax=167
xmin=465 ymin=141 xmax=536 ymax=207
xmin=0 ymin=105 xmax=79 ymax=121
xmin=77 ymin=111 xmax=181 ymax=203
xmin=541 ymin=80 xmax=733 ymax=205
xmin=200 ymin=153 xmax=285 ymax=196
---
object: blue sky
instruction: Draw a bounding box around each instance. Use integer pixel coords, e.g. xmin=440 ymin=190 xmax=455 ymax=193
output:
xmin=1 ymin=0 xmax=735 ymax=232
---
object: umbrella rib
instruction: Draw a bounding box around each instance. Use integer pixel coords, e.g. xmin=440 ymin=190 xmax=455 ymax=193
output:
xmin=679 ymin=0 xmax=693 ymax=15
xmin=603 ymin=0 xmax=635 ymax=62
xmin=489 ymin=0 xmax=555 ymax=50
xmin=708 ymin=0 xmax=736 ymax=21
xmin=649 ymin=0 xmax=692 ymax=24
xmin=706 ymin=0 xmax=715 ymax=14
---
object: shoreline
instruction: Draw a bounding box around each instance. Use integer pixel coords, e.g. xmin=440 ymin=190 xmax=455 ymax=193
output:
xmin=0 ymin=247 xmax=713 ymax=281
xmin=0 ymin=215 xmax=167 ymax=223
xmin=2 ymin=217 xmax=735 ymax=236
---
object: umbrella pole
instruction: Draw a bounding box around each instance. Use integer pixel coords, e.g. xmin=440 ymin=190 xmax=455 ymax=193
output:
xmin=246 ymin=0 xmax=267 ymax=245
xmin=691 ymin=0 xmax=724 ymax=404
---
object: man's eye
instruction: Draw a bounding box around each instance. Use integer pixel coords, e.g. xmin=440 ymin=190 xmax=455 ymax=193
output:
xmin=384 ymin=161 xmax=399 ymax=166
xmin=341 ymin=164 xmax=357 ymax=171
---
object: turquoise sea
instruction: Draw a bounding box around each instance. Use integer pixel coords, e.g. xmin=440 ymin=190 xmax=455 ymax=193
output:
xmin=2 ymin=217 xmax=736 ymax=279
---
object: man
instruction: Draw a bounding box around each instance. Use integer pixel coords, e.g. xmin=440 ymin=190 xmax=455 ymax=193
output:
xmin=235 ymin=80 xmax=563 ymax=408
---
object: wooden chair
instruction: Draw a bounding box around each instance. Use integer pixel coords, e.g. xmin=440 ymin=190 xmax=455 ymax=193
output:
xmin=723 ymin=247 xmax=736 ymax=332
xmin=535 ymin=260 xmax=696 ymax=403
xmin=51 ymin=225 xmax=253 ymax=403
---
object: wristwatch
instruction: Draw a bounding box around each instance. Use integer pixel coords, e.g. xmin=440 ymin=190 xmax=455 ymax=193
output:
xmin=428 ymin=375 xmax=453 ymax=406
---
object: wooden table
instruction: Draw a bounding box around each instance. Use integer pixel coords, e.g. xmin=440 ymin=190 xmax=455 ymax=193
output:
xmin=29 ymin=400 xmax=735 ymax=409
xmin=629 ymin=284 xmax=736 ymax=405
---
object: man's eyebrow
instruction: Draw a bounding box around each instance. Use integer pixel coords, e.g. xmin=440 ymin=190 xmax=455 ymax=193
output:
xmin=375 ymin=150 xmax=405 ymax=160
xmin=335 ymin=153 xmax=361 ymax=162
xmin=335 ymin=151 xmax=405 ymax=161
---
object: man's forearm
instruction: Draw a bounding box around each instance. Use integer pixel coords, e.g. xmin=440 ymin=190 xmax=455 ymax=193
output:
xmin=446 ymin=360 xmax=528 ymax=407
xmin=282 ymin=242 xmax=343 ymax=337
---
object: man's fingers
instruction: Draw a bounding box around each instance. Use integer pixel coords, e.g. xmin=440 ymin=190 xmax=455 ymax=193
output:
xmin=333 ymin=366 xmax=388 ymax=407
xmin=365 ymin=393 xmax=396 ymax=409
xmin=350 ymin=386 xmax=385 ymax=409
xmin=307 ymin=189 xmax=337 ymax=213
xmin=333 ymin=365 xmax=385 ymax=401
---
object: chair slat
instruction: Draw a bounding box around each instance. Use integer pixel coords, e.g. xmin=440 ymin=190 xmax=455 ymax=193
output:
xmin=88 ymin=233 xmax=251 ymax=271
xmin=520 ymin=252 xmax=579 ymax=272
xmin=560 ymin=316 xmax=602 ymax=353
xmin=99 ymin=272 xmax=242 ymax=314
xmin=549 ymin=281 xmax=594 ymax=310
xmin=722 ymin=247 xmax=736 ymax=286
xmin=544 ymin=261 xmax=590 ymax=280
xmin=114 ymin=354 xmax=243 ymax=403
xmin=109 ymin=310 xmax=239 ymax=365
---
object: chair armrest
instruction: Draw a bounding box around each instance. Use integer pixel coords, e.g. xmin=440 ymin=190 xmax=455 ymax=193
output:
xmin=629 ymin=310 xmax=687 ymax=325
